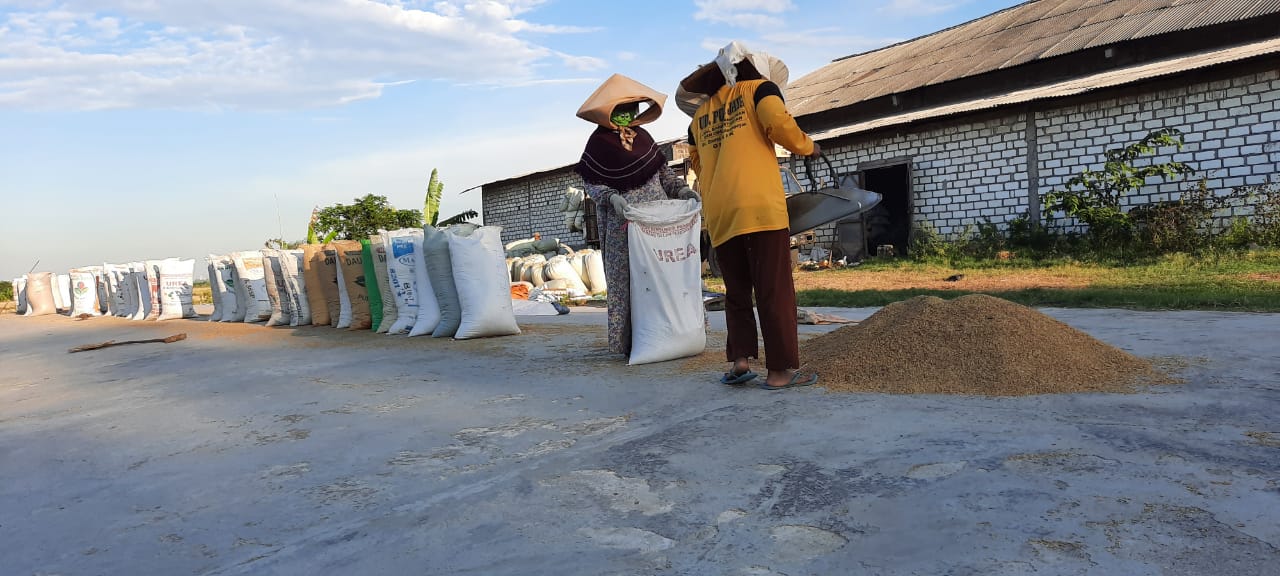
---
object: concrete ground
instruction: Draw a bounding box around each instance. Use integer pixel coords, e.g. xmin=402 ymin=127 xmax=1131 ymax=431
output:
xmin=1 ymin=305 xmax=1277 ymax=575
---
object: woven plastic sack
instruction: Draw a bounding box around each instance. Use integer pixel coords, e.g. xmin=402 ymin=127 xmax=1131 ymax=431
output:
xmin=212 ymin=256 xmax=242 ymax=322
xmin=408 ymin=229 xmax=443 ymax=337
xmin=584 ymin=251 xmax=607 ymax=295
xmin=623 ymin=199 xmax=706 ymax=365
xmin=205 ymin=259 xmax=224 ymax=321
xmin=424 ymin=225 xmax=464 ymax=338
xmin=278 ymin=250 xmax=311 ymax=326
xmin=371 ymin=234 xmax=397 ymax=333
xmin=158 ymin=259 xmax=197 ymax=320
xmin=24 ymin=272 xmax=57 ymax=316
xmin=447 ymin=225 xmax=520 ymax=339
xmin=68 ymin=269 xmax=101 ymax=317
xmin=384 ymin=229 xmax=420 ymax=335
xmin=335 ymin=240 xmax=371 ymax=330
xmin=319 ymin=244 xmax=349 ymax=328
xmin=13 ymin=277 xmax=28 ymax=315
xmin=301 ymin=244 xmax=330 ymax=326
xmin=260 ymin=249 xmax=293 ymax=327
xmin=231 ymin=251 xmax=272 ymax=323
xmin=361 ymin=239 xmax=384 ymax=332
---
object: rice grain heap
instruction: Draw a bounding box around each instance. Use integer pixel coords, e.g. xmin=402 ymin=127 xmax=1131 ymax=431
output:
xmin=801 ymin=295 xmax=1167 ymax=396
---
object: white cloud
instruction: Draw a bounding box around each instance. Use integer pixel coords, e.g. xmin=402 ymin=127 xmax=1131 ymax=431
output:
xmin=693 ymin=0 xmax=794 ymax=29
xmin=0 ymin=0 xmax=604 ymax=110
xmin=879 ymin=0 xmax=962 ymax=17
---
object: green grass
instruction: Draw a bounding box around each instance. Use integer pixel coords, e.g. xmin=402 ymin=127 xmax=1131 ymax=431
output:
xmin=797 ymin=285 xmax=1280 ymax=311
xmin=710 ymin=249 xmax=1280 ymax=311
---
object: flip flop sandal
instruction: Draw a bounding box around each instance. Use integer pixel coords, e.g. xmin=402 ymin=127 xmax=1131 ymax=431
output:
xmin=759 ymin=372 xmax=819 ymax=390
xmin=720 ymin=370 xmax=758 ymax=385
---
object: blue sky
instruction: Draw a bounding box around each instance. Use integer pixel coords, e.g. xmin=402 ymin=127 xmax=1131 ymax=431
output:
xmin=1 ymin=0 xmax=1022 ymax=280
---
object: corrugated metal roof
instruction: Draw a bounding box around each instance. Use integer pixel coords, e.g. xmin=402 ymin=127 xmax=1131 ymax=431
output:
xmin=805 ymin=37 xmax=1280 ymax=142
xmin=788 ymin=0 xmax=1280 ymax=117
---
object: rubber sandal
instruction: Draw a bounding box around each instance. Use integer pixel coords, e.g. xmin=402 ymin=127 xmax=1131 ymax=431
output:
xmin=759 ymin=372 xmax=819 ymax=390
xmin=720 ymin=370 xmax=758 ymax=385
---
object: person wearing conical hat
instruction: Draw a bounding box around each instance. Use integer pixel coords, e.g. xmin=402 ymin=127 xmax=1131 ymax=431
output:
xmin=680 ymin=41 xmax=822 ymax=390
xmin=574 ymin=74 xmax=700 ymax=358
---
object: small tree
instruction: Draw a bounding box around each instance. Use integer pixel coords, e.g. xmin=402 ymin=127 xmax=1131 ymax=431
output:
xmin=1042 ymin=128 xmax=1194 ymax=249
xmin=0 ymin=280 xmax=12 ymax=302
xmin=424 ymin=169 xmax=444 ymax=227
xmin=314 ymin=194 xmax=422 ymax=240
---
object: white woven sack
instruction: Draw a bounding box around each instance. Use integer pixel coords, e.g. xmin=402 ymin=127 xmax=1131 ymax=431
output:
xmin=545 ymin=255 xmax=588 ymax=296
xmin=260 ymin=250 xmax=293 ymax=327
xmin=215 ymin=256 xmax=243 ymax=322
xmin=14 ymin=277 xmax=29 ymax=315
xmin=446 ymin=225 xmax=520 ymax=339
xmin=384 ymin=229 xmax=421 ymax=335
xmin=280 ymin=250 xmax=312 ymax=326
xmin=584 ymin=252 xmax=607 ymax=295
xmin=424 ymin=225 xmax=464 ymax=338
xmin=205 ymin=260 xmax=224 ymax=321
xmin=623 ymin=199 xmax=706 ymax=365
xmin=158 ymin=259 xmax=197 ymax=320
xmin=231 ymin=251 xmax=272 ymax=323
xmin=408 ymin=229 xmax=443 ymax=337
xmin=68 ymin=270 xmax=101 ymax=316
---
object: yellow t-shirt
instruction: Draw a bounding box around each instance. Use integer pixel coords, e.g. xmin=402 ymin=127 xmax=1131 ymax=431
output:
xmin=688 ymin=79 xmax=815 ymax=247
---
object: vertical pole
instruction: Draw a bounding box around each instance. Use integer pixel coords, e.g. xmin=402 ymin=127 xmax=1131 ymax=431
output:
xmin=1026 ymin=107 xmax=1041 ymax=224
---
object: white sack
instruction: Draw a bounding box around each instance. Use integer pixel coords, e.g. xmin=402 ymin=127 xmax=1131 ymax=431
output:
xmin=623 ymin=199 xmax=706 ymax=365
xmin=158 ymin=259 xmax=197 ymax=320
xmin=51 ymin=273 xmax=68 ymax=312
xmin=91 ymin=268 xmax=109 ymax=314
xmin=371 ymin=235 xmax=397 ymax=333
xmin=584 ymin=251 xmax=607 ymax=295
xmin=14 ymin=277 xmax=28 ymax=315
xmin=333 ymin=255 xmax=352 ymax=329
xmin=127 ymin=266 xmax=148 ymax=321
xmin=231 ymin=251 xmax=272 ymax=323
xmin=446 ymin=225 xmax=520 ymax=339
xmin=408 ymin=229 xmax=443 ymax=337
xmin=384 ymin=229 xmax=420 ymax=335
xmin=68 ymin=270 xmax=101 ymax=316
xmin=280 ymin=250 xmax=312 ymax=326
xmin=206 ymin=260 xmax=224 ymax=322
xmin=545 ymin=255 xmax=589 ymax=296
xmin=215 ymin=257 xmax=243 ymax=322
xmin=260 ymin=249 xmax=293 ymax=327
xmin=424 ymin=225 xmax=464 ymax=338
xmin=143 ymin=260 xmax=166 ymax=320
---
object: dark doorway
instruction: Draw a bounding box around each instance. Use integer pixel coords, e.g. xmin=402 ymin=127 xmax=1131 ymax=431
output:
xmin=861 ymin=162 xmax=912 ymax=257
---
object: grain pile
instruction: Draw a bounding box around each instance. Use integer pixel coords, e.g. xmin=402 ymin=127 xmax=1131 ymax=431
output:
xmin=800 ymin=294 xmax=1167 ymax=396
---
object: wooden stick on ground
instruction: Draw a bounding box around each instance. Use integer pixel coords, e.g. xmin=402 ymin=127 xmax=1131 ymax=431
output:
xmin=68 ymin=333 xmax=187 ymax=354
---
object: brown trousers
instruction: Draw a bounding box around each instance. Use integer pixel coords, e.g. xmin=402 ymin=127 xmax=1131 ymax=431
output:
xmin=714 ymin=228 xmax=799 ymax=371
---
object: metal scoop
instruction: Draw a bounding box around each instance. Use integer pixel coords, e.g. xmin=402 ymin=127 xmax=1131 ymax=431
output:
xmin=784 ymin=156 xmax=883 ymax=235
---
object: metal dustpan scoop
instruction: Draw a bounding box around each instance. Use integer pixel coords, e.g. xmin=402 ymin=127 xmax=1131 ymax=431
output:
xmin=784 ymin=156 xmax=882 ymax=234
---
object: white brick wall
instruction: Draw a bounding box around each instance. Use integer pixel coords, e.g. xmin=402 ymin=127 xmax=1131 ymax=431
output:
xmin=799 ymin=65 xmax=1279 ymax=249
xmin=481 ymin=169 xmax=587 ymax=246
xmin=796 ymin=115 xmax=1030 ymax=247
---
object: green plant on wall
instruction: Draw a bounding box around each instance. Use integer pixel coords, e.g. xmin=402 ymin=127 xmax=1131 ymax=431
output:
xmin=1042 ymin=128 xmax=1194 ymax=249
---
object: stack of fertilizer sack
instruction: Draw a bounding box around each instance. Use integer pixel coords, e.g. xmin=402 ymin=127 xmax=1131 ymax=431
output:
xmin=12 ymin=260 xmax=197 ymax=321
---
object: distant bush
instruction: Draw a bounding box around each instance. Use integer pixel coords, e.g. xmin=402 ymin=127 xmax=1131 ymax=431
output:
xmin=0 ymin=280 xmax=11 ymax=302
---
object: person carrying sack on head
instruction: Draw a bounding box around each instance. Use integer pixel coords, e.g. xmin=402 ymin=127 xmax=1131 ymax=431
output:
xmin=574 ymin=74 xmax=700 ymax=359
xmin=678 ymin=41 xmax=821 ymax=390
